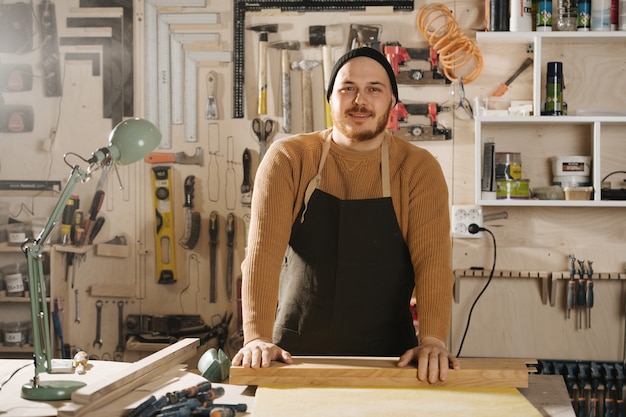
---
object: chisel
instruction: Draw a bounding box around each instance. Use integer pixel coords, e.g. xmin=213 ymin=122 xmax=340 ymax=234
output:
xmin=209 ymin=211 xmax=219 ymax=303
xmin=226 ymin=213 xmax=235 ymax=302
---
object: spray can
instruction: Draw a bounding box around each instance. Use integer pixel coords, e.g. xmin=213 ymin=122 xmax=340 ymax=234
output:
xmin=543 ymin=62 xmax=563 ymax=116
xmin=536 ymin=0 xmax=553 ymax=30
xmin=577 ymin=0 xmax=591 ymax=30
xmin=591 ymin=0 xmax=611 ymax=30
xmin=511 ymin=0 xmax=533 ymax=31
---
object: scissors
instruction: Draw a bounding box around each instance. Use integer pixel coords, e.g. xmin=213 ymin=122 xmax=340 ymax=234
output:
xmin=252 ymin=118 xmax=276 ymax=161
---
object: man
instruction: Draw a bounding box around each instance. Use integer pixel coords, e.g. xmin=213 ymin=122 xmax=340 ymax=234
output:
xmin=232 ymin=47 xmax=459 ymax=383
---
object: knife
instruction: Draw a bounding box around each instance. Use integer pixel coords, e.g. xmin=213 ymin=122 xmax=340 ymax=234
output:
xmin=226 ymin=213 xmax=235 ymax=302
xmin=208 ymin=211 xmax=219 ymax=303
xmin=205 ymin=71 xmax=218 ymax=120
xmin=241 ymin=148 xmax=252 ymax=208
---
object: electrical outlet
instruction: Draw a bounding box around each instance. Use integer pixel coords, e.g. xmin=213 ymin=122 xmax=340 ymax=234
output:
xmin=451 ymin=205 xmax=483 ymax=238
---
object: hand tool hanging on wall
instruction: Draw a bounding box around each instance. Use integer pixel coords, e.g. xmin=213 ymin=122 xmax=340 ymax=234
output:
xmin=269 ymin=40 xmax=300 ymax=133
xmin=347 ymin=23 xmax=381 ymax=49
xmin=208 ymin=211 xmax=219 ymax=303
xmin=226 ymin=213 xmax=235 ymax=302
xmin=586 ymin=261 xmax=594 ymax=329
xmin=179 ymin=175 xmax=201 ymax=250
xmin=387 ymin=102 xmax=452 ymax=140
xmin=205 ymin=71 xmax=219 ymax=120
xmin=208 ymin=123 xmax=220 ymax=203
xmin=384 ymin=43 xmax=449 ymax=85
xmin=114 ymin=300 xmax=125 ymax=361
xmin=152 ymin=166 xmax=176 ymax=284
xmin=251 ymin=118 xmax=276 ymax=162
xmin=246 ymin=24 xmax=278 ymax=115
xmin=291 ymin=60 xmax=321 ymax=132
xmin=576 ymin=259 xmax=586 ymax=330
xmin=241 ymin=148 xmax=252 ymax=208
xmin=309 ymin=25 xmax=344 ymax=128
xmin=93 ymin=299 xmax=104 ymax=348
xmin=144 ymin=147 xmax=203 ymax=166
xmin=225 ymin=136 xmax=237 ymax=211
xmin=490 ymin=57 xmax=533 ymax=97
xmin=566 ymin=254 xmax=576 ymax=320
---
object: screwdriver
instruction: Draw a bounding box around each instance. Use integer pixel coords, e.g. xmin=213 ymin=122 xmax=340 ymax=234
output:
xmin=87 ymin=216 xmax=105 ymax=245
xmin=60 ymin=196 xmax=77 ymax=245
xmin=586 ymin=261 xmax=594 ymax=329
xmin=576 ymin=259 xmax=586 ymax=330
xmin=490 ymin=57 xmax=533 ymax=97
xmin=566 ymin=255 xmax=576 ymax=319
xmin=84 ymin=189 xmax=105 ymax=240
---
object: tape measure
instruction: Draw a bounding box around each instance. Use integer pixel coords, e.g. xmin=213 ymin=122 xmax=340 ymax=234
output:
xmin=232 ymin=0 xmax=413 ymax=119
xmin=151 ymin=166 xmax=177 ymax=284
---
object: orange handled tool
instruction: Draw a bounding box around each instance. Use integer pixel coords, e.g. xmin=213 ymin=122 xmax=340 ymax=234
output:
xmin=491 ymin=57 xmax=533 ymax=97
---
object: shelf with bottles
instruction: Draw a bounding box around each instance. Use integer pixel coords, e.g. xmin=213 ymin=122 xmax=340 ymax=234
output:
xmin=474 ymin=118 xmax=626 ymax=207
xmin=475 ymin=31 xmax=626 ymax=119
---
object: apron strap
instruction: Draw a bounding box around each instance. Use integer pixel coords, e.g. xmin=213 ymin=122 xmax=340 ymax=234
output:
xmin=301 ymin=134 xmax=391 ymax=222
xmin=301 ymin=135 xmax=332 ymax=223
xmin=381 ymin=136 xmax=391 ymax=198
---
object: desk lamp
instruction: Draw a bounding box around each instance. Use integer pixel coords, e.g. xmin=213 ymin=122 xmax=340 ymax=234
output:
xmin=20 ymin=118 xmax=161 ymax=401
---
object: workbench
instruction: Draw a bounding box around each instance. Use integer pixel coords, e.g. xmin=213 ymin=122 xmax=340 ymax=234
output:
xmin=0 ymin=360 xmax=574 ymax=416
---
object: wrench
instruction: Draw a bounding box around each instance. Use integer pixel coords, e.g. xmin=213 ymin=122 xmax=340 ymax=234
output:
xmin=74 ymin=289 xmax=80 ymax=323
xmin=114 ymin=301 xmax=125 ymax=361
xmin=93 ymin=300 xmax=103 ymax=348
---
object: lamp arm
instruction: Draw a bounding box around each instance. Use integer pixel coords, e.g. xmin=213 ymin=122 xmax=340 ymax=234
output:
xmin=24 ymin=165 xmax=90 ymax=378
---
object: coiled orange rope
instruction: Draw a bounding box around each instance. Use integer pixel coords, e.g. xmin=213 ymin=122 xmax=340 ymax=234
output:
xmin=417 ymin=3 xmax=483 ymax=83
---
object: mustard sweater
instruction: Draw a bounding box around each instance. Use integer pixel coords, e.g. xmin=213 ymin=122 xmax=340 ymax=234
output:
xmin=242 ymin=128 xmax=454 ymax=347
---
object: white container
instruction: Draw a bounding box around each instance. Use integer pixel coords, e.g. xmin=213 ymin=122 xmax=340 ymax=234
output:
xmin=510 ymin=0 xmax=533 ymax=31
xmin=591 ymin=0 xmax=611 ymax=30
xmin=551 ymin=156 xmax=591 ymax=177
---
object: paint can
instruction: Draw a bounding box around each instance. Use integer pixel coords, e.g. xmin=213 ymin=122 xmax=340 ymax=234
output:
xmin=496 ymin=179 xmax=531 ymax=199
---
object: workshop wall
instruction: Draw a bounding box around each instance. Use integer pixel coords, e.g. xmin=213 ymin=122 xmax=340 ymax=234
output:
xmin=0 ymin=0 xmax=624 ymax=365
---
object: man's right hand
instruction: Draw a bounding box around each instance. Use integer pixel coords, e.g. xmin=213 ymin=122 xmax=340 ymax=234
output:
xmin=231 ymin=339 xmax=293 ymax=368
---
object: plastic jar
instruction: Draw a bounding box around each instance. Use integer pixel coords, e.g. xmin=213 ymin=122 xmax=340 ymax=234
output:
xmin=3 ymin=321 xmax=28 ymax=347
xmin=7 ymin=223 xmax=29 ymax=246
xmin=495 ymin=152 xmax=522 ymax=180
xmin=1 ymin=262 xmax=28 ymax=297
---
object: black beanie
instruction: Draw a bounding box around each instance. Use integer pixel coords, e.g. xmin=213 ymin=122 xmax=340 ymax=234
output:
xmin=326 ymin=47 xmax=398 ymax=105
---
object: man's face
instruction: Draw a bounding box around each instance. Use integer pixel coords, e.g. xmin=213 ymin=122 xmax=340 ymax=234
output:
xmin=329 ymin=56 xmax=395 ymax=143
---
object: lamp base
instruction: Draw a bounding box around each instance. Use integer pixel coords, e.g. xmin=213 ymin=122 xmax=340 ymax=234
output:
xmin=21 ymin=380 xmax=87 ymax=401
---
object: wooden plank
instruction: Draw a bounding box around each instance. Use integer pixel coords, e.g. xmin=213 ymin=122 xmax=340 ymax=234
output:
xmin=229 ymin=357 xmax=532 ymax=388
xmin=58 ymin=338 xmax=199 ymax=417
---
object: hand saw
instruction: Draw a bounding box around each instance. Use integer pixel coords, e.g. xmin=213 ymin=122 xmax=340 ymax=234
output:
xmin=151 ymin=166 xmax=176 ymax=284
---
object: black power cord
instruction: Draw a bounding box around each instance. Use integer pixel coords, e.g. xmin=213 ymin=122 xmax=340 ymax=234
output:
xmin=455 ymin=223 xmax=497 ymax=358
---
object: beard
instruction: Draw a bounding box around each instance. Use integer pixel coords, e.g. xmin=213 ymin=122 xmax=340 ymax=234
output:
xmin=333 ymin=104 xmax=391 ymax=142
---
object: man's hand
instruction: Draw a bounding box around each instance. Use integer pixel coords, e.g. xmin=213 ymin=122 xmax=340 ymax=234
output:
xmin=397 ymin=336 xmax=460 ymax=383
xmin=231 ymin=339 xmax=293 ymax=368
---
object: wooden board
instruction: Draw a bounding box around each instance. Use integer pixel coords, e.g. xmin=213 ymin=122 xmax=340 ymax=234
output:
xmin=57 ymin=338 xmax=199 ymax=417
xmin=252 ymin=386 xmax=543 ymax=417
xmin=229 ymin=357 xmax=532 ymax=388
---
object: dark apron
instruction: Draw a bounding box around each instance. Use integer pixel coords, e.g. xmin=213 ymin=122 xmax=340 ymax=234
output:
xmin=273 ymin=136 xmax=417 ymax=357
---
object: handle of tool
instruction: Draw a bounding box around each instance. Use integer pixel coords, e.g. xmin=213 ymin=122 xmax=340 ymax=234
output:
xmin=73 ymin=210 xmax=85 ymax=247
xmin=322 ymin=44 xmax=333 ymax=128
xmin=258 ymin=32 xmax=268 ymax=115
xmin=491 ymin=57 xmax=533 ymax=97
xmin=586 ymin=280 xmax=594 ymax=308
xmin=61 ymin=198 xmax=76 ymax=245
xmin=281 ymin=49 xmax=292 ymax=133
xmin=88 ymin=216 xmax=105 ymax=245
xmin=577 ymin=278 xmax=586 ymax=307
xmin=302 ymin=70 xmax=313 ymax=132
xmin=567 ymin=279 xmax=575 ymax=317
xmin=144 ymin=153 xmax=177 ymax=164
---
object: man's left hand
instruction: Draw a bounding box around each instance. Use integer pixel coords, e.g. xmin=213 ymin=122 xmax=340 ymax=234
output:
xmin=397 ymin=336 xmax=460 ymax=383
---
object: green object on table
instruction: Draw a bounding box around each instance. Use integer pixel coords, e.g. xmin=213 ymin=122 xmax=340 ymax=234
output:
xmin=198 ymin=348 xmax=231 ymax=382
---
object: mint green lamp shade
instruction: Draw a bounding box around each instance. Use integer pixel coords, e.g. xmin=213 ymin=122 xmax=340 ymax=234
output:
xmin=107 ymin=118 xmax=161 ymax=165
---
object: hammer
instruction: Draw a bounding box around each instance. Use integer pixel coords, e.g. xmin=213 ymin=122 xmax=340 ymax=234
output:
xmin=246 ymin=24 xmax=278 ymax=115
xmin=269 ymin=41 xmax=300 ymax=133
xmin=291 ymin=60 xmax=321 ymax=132
xmin=309 ymin=25 xmax=344 ymax=128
